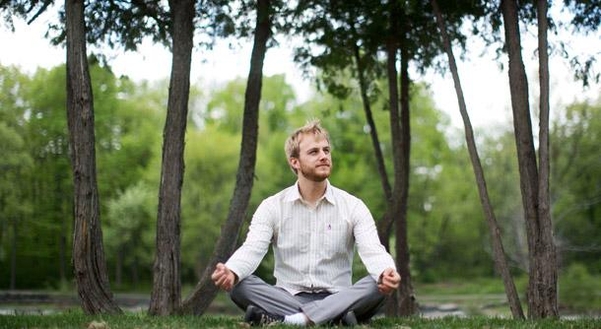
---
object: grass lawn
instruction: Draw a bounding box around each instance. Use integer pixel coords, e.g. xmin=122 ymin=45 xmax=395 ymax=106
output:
xmin=0 ymin=312 xmax=600 ymax=329
xmin=2 ymin=276 xmax=600 ymax=328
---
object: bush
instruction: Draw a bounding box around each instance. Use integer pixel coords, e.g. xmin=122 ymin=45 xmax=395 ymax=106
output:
xmin=559 ymin=263 xmax=601 ymax=313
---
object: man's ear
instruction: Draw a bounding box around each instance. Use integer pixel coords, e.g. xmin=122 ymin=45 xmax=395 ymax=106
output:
xmin=288 ymin=157 xmax=299 ymax=171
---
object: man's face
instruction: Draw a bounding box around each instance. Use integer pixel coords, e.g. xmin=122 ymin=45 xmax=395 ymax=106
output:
xmin=290 ymin=133 xmax=332 ymax=182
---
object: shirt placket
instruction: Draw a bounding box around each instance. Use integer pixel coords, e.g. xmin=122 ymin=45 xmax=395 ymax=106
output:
xmin=308 ymin=204 xmax=319 ymax=290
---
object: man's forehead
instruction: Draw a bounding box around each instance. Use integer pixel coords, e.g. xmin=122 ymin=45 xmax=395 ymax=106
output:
xmin=298 ymin=133 xmax=329 ymax=149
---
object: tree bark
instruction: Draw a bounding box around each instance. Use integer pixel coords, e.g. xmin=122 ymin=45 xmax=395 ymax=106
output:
xmin=500 ymin=0 xmax=558 ymax=318
xmin=65 ymin=0 xmax=121 ymax=314
xmin=430 ymin=0 xmax=524 ymax=319
xmin=384 ymin=2 xmax=417 ymax=315
xmin=384 ymin=30 xmax=401 ymax=318
xmin=396 ymin=26 xmax=418 ymax=316
xmin=148 ymin=0 xmax=195 ymax=316
xmin=351 ymin=42 xmax=393 ymax=248
xmin=10 ymin=219 xmax=17 ymax=290
xmin=60 ymin=196 xmax=68 ymax=285
xmin=180 ymin=0 xmax=271 ymax=315
xmin=535 ymin=0 xmax=559 ymax=318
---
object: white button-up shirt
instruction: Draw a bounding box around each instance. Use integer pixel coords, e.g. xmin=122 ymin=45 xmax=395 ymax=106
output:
xmin=226 ymin=180 xmax=396 ymax=294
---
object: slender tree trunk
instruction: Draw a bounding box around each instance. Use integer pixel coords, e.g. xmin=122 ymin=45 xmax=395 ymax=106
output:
xmin=60 ymin=197 xmax=68 ymax=285
xmin=430 ymin=0 xmax=524 ymax=319
xmin=384 ymin=3 xmax=417 ymax=315
xmin=396 ymin=26 xmax=418 ymax=316
xmin=535 ymin=0 xmax=559 ymax=318
xmin=384 ymin=4 xmax=401 ymax=316
xmin=500 ymin=0 xmax=558 ymax=318
xmin=148 ymin=0 xmax=195 ymax=316
xmin=116 ymin=248 xmax=123 ymax=288
xmin=351 ymin=42 xmax=393 ymax=247
xmin=10 ymin=219 xmax=17 ymax=290
xmin=132 ymin=256 xmax=139 ymax=289
xmin=65 ymin=0 xmax=121 ymax=314
xmin=386 ymin=2 xmax=417 ymax=316
xmin=180 ymin=0 xmax=271 ymax=315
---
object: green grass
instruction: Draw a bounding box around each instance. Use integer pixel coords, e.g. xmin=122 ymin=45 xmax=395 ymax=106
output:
xmin=0 ymin=312 xmax=600 ymax=329
xmin=2 ymin=275 xmax=599 ymax=328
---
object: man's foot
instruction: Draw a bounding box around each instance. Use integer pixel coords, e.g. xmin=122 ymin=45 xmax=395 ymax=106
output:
xmin=244 ymin=305 xmax=285 ymax=326
xmin=340 ymin=311 xmax=358 ymax=326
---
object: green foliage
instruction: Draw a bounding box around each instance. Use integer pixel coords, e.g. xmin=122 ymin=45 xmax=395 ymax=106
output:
xmin=551 ymin=102 xmax=601 ymax=275
xmin=559 ymin=263 xmax=601 ymax=313
xmin=0 ymin=64 xmax=71 ymax=288
xmin=180 ymin=125 xmax=239 ymax=281
xmin=0 ymin=61 xmax=165 ymax=289
xmin=104 ymin=183 xmax=156 ymax=288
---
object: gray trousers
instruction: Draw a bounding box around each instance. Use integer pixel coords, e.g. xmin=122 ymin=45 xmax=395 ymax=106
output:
xmin=229 ymin=275 xmax=386 ymax=325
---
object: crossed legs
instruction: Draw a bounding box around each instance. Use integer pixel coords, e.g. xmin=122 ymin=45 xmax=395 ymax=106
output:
xmin=229 ymin=275 xmax=386 ymax=325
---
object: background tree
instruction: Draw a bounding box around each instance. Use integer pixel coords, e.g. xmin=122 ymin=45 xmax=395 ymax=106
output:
xmin=0 ymin=66 xmax=33 ymax=290
xmin=535 ymin=0 xmax=557 ymax=318
xmin=430 ymin=0 xmax=524 ymax=318
xmin=65 ymin=0 xmax=121 ymax=314
xmin=181 ymin=0 xmax=273 ymax=315
xmin=551 ymin=101 xmax=601 ymax=276
xmin=149 ymin=0 xmax=195 ymax=316
xmin=500 ymin=0 xmax=558 ymax=318
xmin=0 ymin=123 xmax=33 ymax=290
xmin=24 ymin=66 xmax=73 ymax=288
xmin=291 ymin=0 xmax=394 ymax=245
xmin=561 ymin=0 xmax=601 ymax=87
xmin=105 ymin=183 xmax=156 ymax=289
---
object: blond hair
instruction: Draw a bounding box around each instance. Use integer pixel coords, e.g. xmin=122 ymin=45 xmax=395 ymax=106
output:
xmin=285 ymin=119 xmax=330 ymax=173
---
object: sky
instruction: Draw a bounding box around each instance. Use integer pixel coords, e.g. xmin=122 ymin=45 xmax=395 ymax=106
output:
xmin=1 ymin=11 xmax=599 ymax=132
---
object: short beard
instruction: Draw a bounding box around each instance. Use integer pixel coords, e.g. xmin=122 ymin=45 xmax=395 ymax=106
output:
xmin=299 ymin=166 xmax=330 ymax=182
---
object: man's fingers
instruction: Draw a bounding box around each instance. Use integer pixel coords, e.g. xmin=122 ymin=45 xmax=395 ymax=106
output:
xmin=211 ymin=264 xmax=236 ymax=291
xmin=212 ymin=263 xmax=232 ymax=289
xmin=378 ymin=284 xmax=393 ymax=295
xmin=385 ymin=274 xmax=399 ymax=286
xmin=214 ymin=275 xmax=230 ymax=290
xmin=377 ymin=269 xmax=401 ymax=294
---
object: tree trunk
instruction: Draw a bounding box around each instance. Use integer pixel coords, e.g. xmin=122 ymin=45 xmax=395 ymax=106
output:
xmin=180 ymin=0 xmax=271 ymax=315
xmin=116 ymin=248 xmax=123 ymax=288
xmin=384 ymin=3 xmax=417 ymax=315
xmin=10 ymin=219 xmax=17 ymax=290
xmin=148 ymin=0 xmax=195 ymax=316
xmin=500 ymin=0 xmax=558 ymax=318
xmin=132 ymin=256 xmax=140 ymax=289
xmin=60 ymin=198 xmax=68 ymax=285
xmin=384 ymin=7 xmax=401 ymax=317
xmin=535 ymin=0 xmax=559 ymax=318
xmin=430 ymin=0 xmax=524 ymax=319
xmin=396 ymin=28 xmax=418 ymax=316
xmin=65 ymin=0 xmax=121 ymax=315
xmin=351 ymin=43 xmax=393 ymax=247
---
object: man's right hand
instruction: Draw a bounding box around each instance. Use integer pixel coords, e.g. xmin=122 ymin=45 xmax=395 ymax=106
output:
xmin=211 ymin=262 xmax=236 ymax=291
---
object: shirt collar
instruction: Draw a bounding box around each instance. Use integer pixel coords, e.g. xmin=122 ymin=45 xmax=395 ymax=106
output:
xmin=284 ymin=179 xmax=336 ymax=205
